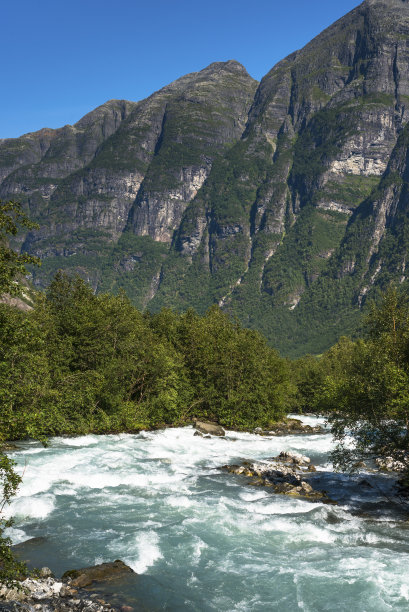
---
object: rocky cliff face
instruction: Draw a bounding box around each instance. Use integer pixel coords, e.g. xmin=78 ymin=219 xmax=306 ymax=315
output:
xmin=2 ymin=0 xmax=409 ymax=355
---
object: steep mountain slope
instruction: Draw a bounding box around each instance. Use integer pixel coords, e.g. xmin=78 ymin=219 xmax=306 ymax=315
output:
xmin=1 ymin=61 xmax=257 ymax=296
xmin=151 ymin=0 xmax=409 ymax=354
xmin=2 ymin=0 xmax=409 ymax=356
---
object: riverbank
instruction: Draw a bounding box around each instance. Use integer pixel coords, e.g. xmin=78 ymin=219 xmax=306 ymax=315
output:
xmin=0 ymin=561 xmax=139 ymax=611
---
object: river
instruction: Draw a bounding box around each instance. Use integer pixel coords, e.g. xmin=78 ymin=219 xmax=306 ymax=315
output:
xmin=5 ymin=415 xmax=409 ymax=611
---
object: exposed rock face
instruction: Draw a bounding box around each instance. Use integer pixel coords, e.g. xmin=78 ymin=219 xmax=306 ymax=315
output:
xmin=3 ymin=0 xmax=409 ymax=355
xmin=0 ymin=576 xmax=115 ymax=610
xmin=0 ymin=560 xmax=135 ymax=611
xmin=375 ymin=454 xmax=409 ymax=472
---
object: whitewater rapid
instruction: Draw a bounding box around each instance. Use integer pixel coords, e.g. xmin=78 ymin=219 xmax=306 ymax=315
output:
xmin=5 ymin=416 xmax=409 ymax=611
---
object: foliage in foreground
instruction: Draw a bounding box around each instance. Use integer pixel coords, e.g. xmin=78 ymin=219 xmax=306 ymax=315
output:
xmin=0 ymin=201 xmax=40 ymax=586
xmin=324 ymin=288 xmax=409 ymax=471
xmin=0 ymin=454 xmax=26 ymax=587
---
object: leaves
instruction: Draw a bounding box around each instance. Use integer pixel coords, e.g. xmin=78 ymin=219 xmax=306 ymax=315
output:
xmin=0 ymin=200 xmax=40 ymax=296
xmin=314 ymin=288 xmax=409 ymax=471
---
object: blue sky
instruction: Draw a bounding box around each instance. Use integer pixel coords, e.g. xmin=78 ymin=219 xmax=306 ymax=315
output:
xmin=3 ymin=0 xmax=362 ymax=139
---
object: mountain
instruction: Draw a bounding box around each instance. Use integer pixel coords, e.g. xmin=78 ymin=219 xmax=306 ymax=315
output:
xmin=2 ymin=0 xmax=409 ymax=357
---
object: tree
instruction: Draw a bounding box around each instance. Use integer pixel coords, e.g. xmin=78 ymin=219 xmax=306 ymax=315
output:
xmin=320 ymin=288 xmax=409 ymax=474
xmin=0 ymin=200 xmax=40 ymax=296
xmin=0 ymin=200 xmax=39 ymax=585
xmin=0 ymin=454 xmax=26 ymax=587
xmin=154 ymin=305 xmax=290 ymax=429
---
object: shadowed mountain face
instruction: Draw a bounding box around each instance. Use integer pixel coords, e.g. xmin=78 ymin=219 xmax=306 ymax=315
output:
xmin=3 ymin=0 xmax=409 ymax=356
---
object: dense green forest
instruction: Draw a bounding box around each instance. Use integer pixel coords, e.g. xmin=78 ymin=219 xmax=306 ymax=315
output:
xmin=1 ymin=200 xmax=409 ymax=584
xmin=0 ymin=275 xmax=291 ymax=439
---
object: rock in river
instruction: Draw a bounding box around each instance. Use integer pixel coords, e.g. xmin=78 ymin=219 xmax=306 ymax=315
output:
xmin=62 ymin=560 xmax=135 ymax=589
xmin=221 ymin=451 xmax=335 ymax=503
xmin=253 ymin=418 xmax=324 ymax=436
xmin=194 ymin=421 xmax=225 ymax=436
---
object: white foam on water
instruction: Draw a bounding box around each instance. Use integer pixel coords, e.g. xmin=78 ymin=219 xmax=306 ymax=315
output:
xmin=6 ymin=494 xmax=55 ymax=520
xmin=53 ymin=485 xmax=79 ymax=496
xmin=288 ymin=413 xmax=327 ymax=427
xmin=55 ymin=434 xmax=102 ymax=447
xmin=191 ymin=536 xmax=208 ymax=565
xmin=4 ymin=526 xmax=29 ymax=544
xmin=186 ymin=573 xmax=199 ymax=586
xmin=338 ymin=557 xmax=386 ymax=572
xmin=166 ymin=495 xmax=193 ymax=508
xmin=118 ymin=531 xmax=163 ymax=574
xmin=246 ymin=498 xmax=324 ymax=516
xmin=288 ymin=523 xmax=337 ymax=544
xmin=400 ymin=584 xmax=409 ymax=601
xmin=238 ymin=490 xmax=270 ymax=502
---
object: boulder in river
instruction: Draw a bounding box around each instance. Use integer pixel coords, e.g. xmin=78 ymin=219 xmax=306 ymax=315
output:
xmin=62 ymin=560 xmax=135 ymax=589
xmin=277 ymin=451 xmax=310 ymax=466
xmin=194 ymin=421 xmax=225 ymax=437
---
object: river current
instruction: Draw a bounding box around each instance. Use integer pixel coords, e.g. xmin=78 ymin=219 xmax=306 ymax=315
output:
xmin=5 ymin=415 xmax=409 ymax=611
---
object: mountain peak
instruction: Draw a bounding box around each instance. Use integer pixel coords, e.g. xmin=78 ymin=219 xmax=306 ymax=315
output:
xmin=205 ymin=60 xmax=247 ymax=72
xmin=200 ymin=60 xmax=253 ymax=79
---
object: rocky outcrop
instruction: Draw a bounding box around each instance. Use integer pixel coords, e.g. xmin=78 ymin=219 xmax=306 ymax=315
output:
xmin=62 ymin=561 xmax=134 ymax=590
xmin=0 ymin=561 xmax=136 ymax=611
xmin=221 ymin=451 xmax=334 ymax=503
xmin=0 ymin=576 xmax=116 ymax=611
xmin=375 ymin=454 xmax=409 ymax=473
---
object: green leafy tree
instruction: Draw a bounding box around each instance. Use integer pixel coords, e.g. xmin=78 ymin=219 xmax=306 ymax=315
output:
xmin=289 ymin=354 xmax=326 ymax=413
xmin=151 ymin=306 xmax=290 ymax=429
xmin=0 ymin=453 xmax=26 ymax=587
xmin=320 ymin=288 xmax=409 ymax=473
xmin=42 ymin=272 xmax=192 ymax=431
xmin=0 ymin=200 xmax=40 ymax=296
xmin=0 ymin=200 xmax=40 ymax=585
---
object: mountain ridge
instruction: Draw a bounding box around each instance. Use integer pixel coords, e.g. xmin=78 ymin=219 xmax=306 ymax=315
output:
xmin=2 ymin=0 xmax=409 ymax=356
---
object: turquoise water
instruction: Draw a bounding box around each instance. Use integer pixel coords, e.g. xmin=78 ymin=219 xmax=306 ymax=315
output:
xmin=6 ymin=416 xmax=409 ymax=611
